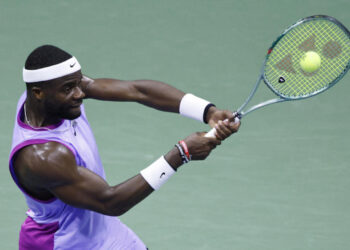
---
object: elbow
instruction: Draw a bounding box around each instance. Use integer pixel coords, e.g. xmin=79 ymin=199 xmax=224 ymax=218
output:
xmin=100 ymin=188 xmax=131 ymax=216
xmin=102 ymin=202 xmax=130 ymax=217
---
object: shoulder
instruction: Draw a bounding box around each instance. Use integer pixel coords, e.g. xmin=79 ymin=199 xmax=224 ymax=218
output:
xmin=13 ymin=141 xmax=78 ymax=187
xmin=19 ymin=141 xmax=74 ymax=163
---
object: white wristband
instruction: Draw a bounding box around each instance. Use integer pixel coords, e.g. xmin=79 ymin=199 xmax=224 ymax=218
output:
xmin=179 ymin=93 xmax=212 ymax=123
xmin=140 ymin=156 xmax=176 ymax=190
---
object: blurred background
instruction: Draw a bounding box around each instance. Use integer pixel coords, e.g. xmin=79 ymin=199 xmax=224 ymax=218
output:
xmin=1 ymin=1 xmax=349 ymax=249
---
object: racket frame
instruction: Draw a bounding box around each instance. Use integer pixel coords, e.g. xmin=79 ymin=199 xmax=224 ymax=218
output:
xmin=205 ymin=15 xmax=350 ymax=138
xmin=237 ymin=15 xmax=350 ymax=118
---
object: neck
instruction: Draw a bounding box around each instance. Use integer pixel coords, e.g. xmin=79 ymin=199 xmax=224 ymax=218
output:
xmin=24 ymin=98 xmax=61 ymax=128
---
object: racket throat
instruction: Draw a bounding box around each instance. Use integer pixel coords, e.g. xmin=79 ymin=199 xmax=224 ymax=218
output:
xmin=241 ymin=98 xmax=287 ymax=117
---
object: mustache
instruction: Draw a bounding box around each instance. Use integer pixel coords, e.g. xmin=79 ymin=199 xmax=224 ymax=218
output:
xmin=71 ymin=100 xmax=83 ymax=107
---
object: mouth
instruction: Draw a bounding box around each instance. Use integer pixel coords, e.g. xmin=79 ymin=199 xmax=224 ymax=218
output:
xmin=70 ymin=101 xmax=83 ymax=108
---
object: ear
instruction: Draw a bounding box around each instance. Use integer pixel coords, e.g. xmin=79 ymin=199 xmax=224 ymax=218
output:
xmin=31 ymin=86 xmax=45 ymax=101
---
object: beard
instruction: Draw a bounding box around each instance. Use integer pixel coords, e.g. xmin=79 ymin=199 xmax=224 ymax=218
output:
xmin=45 ymin=99 xmax=82 ymax=121
xmin=59 ymin=107 xmax=82 ymax=120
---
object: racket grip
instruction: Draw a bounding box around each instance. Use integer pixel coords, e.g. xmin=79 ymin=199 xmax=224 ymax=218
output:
xmin=204 ymin=127 xmax=217 ymax=138
xmin=204 ymin=117 xmax=240 ymax=138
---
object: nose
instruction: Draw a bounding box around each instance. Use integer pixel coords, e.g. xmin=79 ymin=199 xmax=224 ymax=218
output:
xmin=73 ymin=86 xmax=85 ymax=100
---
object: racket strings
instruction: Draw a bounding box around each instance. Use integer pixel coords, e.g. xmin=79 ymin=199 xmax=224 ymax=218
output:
xmin=288 ymin=21 xmax=346 ymax=93
xmin=264 ymin=18 xmax=350 ymax=99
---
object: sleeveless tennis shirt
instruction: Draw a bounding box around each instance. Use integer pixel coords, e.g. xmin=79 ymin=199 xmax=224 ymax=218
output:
xmin=9 ymin=92 xmax=147 ymax=250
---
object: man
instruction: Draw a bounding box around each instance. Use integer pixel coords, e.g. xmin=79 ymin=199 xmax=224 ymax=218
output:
xmin=9 ymin=45 xmax=240 ymax=249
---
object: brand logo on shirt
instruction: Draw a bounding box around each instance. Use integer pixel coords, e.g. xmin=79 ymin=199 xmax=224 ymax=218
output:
xmin=160 ymin=172 xmax=166 ymax=178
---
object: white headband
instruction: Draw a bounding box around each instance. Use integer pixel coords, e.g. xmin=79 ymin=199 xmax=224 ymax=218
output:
xmin=23 ymin=56 xmax=81 ymax=83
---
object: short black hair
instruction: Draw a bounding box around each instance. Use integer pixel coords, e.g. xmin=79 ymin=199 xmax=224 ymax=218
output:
xmin=25 ymin=45 xmax=72 ymax=70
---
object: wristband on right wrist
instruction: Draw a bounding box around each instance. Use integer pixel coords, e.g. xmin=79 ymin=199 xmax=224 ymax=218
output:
xmin=140 ymin=156 xmax=176 ymax=190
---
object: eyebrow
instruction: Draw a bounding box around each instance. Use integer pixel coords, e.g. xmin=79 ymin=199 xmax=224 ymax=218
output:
xmin=53 ymin=73 xmax=83 ymax=87
xmin=62 ymin=77 xmax=81 ymax=85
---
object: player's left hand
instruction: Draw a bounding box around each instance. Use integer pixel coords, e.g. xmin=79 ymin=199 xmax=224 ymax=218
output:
xmin=206 ymin=106 xmax=240 ymax=140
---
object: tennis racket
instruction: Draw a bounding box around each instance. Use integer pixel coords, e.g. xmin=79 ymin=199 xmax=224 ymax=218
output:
xmin=206 ymin=15 xmax=350 ymax=138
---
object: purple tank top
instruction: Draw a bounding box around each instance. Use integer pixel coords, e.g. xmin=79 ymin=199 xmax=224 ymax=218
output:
xmin=9 ymin=92 xmax=147 ymax=250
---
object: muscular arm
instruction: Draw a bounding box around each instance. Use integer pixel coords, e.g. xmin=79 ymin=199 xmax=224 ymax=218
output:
xmin=13 ymin=142 xmax=154 ymax=216
xmin=80 ymin=76 xmax=240 ymax=136
xmin=81 ymin=76 xmax=185 ymax=113
xmin=13 ymin=135 xmax=220 ymax=216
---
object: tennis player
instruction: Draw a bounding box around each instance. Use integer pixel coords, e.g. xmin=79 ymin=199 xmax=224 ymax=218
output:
xmin=9 ymin=45 xmax=240 ymax=249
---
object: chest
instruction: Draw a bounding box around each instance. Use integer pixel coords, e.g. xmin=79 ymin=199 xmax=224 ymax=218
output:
xmin=62 ymin=118 xmax=105 ymax=178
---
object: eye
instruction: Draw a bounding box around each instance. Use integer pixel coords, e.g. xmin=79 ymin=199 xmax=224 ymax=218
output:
xmin=64 ymin=86 xmax=73 ymax=92
xmin=63 ymin=83 xmax=74 ymax=93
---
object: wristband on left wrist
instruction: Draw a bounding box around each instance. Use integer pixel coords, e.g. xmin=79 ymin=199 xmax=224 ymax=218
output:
xmin=203 ymin=103 xmax=216 ymax=124
xmin=179 ymin=93 xmax=215 ymax=123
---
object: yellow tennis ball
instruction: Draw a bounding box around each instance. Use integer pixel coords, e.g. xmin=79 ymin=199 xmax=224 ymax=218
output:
xmin=300 ymin=51 xmax=321 ymax=73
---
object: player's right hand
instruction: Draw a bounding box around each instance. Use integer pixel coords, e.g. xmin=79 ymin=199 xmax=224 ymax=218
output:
xmin=183 ymin=132 xmax=221 ymax=160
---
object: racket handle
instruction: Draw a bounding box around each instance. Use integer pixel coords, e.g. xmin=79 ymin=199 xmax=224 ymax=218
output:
xmin=204 ymin=127 xmax=217 ymax=138
xmin=204 ymin=117 xmax=240 ymax=138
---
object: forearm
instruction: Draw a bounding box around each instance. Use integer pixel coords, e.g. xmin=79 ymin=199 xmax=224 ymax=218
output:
xmin=51 ymin=170 xmax=154 ymax=217
xmin=83 ymin=76 xmax=236 ymax=128
xmin=83 ymin=77 xmax=185 ymax=112
xmin=102 ymin=175 xmax=154 ymax=216
xmin=53 ymin=147 xmax=183 ymax=216
xmin=132 ymin=80 xmax=185 ymax=112
xmin=83 ymin=77 xmax=219 ymax=123
xmin=102 ymin=147 xmax=183 ymax=216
